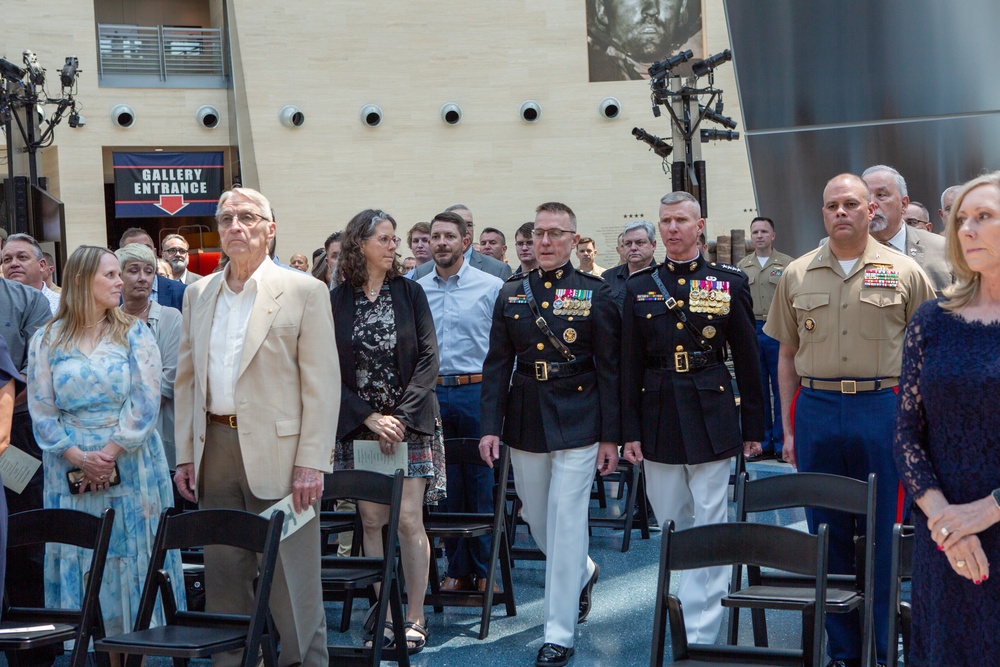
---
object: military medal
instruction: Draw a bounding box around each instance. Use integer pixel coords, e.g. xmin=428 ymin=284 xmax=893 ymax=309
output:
xmin=563 ymin=328 xmax=577 ymax=343
xmin=702 ymin=325 xmax=717 ymax=339
xmin=508 ymin=295 xmax=528 ymax=304
xmin=636 ymin=292 xmax=665 ymax=302
xmin=689 ymin=279 xmax=731 ymax=315
xmin=863 ymin=264 xmax=899 ymax=288
xmin=554 ymin=289 xmax=593 ymax=317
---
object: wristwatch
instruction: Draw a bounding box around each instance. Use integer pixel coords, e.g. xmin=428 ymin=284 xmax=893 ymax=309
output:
xmin=992 ymin=488 xmax=1000 ymax=509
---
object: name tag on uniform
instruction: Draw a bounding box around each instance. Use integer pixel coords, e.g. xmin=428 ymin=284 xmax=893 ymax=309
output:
xmin=508 ymin=295 xmax=528 ymax=304
xmin=636 ymin=292 xmax=665 ymax=302
xmin=863 ymin=264 xmax=899 ymax=288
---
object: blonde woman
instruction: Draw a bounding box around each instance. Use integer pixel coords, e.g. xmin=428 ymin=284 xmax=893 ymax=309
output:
xmin=28 ymin=245 xmax=183 ymax=637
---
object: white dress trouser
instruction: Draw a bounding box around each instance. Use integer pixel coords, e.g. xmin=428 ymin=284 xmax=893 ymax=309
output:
xmin=511 ymin=444 xmax=599 ymax=648
xmin=643 ymin=458 xmax=732 ymax=645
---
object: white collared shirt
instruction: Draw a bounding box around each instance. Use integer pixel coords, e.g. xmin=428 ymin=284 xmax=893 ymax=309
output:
xmin=885 ymin=225 xmax=907 ymax=253
xmin=206 ymin=257 xmax=270 ymax=414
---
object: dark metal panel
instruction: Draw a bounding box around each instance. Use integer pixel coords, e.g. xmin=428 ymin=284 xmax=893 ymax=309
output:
xmin=747 ymin=115 xmax=1000 ymax=256
xmin=725 ymin=0 xmax=1000 ymax=131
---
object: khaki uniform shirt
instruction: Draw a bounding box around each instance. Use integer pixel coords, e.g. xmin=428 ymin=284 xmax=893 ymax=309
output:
xmin=764 ymin=236 xmax=935 ymax=379
xmin=738 ymin=250 xmax=795 ymax=321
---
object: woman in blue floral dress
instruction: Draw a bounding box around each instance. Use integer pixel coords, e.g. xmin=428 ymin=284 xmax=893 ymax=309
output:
xmin=28 ymin=245 xmax=183 ymax=637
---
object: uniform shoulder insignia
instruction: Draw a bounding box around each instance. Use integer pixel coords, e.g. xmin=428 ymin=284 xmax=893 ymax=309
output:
xmin=714 ymin=262 xmax=745 ymax=276
xmin=507 ymin=271 xmax=527 ymax=282
xmin=626 ymin=265 xmax=656 ymax=279
xmin=577 ymin=271 xmax=604 ymax=282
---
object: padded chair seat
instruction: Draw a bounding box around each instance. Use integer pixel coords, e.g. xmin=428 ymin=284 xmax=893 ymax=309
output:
xmin=97 ymin=625 xmax=247 ymax=656
xmin=0 ymin=622 xmax=77 ymax=648
xmin=725 ymin=585 xmax=859 ymax=608
xmin=424 ymin=512 xmax=493 ymax=536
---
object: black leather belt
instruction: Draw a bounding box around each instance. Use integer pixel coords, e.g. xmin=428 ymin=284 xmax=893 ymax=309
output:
xmin=801 ymin=377 xmax=899 ymax=394
xmin=648 ymin=350 xmax=722 ymax=373
xmin=515 ymin=357 xmax=595 ymax=381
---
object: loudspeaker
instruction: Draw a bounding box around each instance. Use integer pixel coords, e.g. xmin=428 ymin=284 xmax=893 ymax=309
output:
xmin=11 ymin=176 xmax=29 ymax=234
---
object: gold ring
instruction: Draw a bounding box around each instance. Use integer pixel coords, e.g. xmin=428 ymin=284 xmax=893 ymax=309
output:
xmin=309 ymin=497 xmax=316 ymax=503
xmin=941 ymin=527 xmax=950 ymax=538
xmin=957 ymin=559 xmax=967 ymax=568
xmin=100 ymin=475 xmax=106 ymax=481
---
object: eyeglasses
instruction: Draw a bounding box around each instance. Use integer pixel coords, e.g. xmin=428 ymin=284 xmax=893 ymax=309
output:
xmin=367 ymin=235 xmax=401 ymax=248
xmin=531 ymin=228 xmax=575 ymax=241
xmin=163 ymin=247 xmax=188 ymax=256
xmin=905 ymin=218 xmax=930 ymax=226
xmin=515 ymin=241 xmax=533 ymax=248
xmin=218 ymin=211 xmax=270 ymax=229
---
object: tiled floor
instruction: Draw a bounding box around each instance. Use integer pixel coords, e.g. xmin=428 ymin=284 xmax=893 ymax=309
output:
xmin=41 ymin=458 xmax=818 ymax=667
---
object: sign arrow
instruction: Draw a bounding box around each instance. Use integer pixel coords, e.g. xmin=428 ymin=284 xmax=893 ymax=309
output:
xmin=154 ymin=195 xmax=189 ymax=215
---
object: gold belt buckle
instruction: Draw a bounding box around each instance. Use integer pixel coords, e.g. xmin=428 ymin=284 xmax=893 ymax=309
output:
xmin=840 ymin=380 xmax=857 ymax=395
xmin=534 ymin=360 xmax=549 ymax=381
xmin=674 ymin=351 xmax=690 ymax=373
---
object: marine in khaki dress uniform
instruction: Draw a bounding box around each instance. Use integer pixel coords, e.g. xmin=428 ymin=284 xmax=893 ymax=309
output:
xmin=764 ymin=173 xmax=935 ymax=666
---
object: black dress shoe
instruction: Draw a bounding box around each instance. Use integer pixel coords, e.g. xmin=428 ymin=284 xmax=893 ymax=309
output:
xmin=578 ymin=562 xmax=599 ymax=623
xmin=825 ymin=659 xmax=861 ymax=667
xmin=536 ymin=643 xmax=574 ymax=666
xmin=746 ymin=451 xmax=775 ymax=463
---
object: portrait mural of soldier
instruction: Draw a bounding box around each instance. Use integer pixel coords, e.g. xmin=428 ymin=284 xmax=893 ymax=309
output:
xmin=586 ymin=0 xmax=705 ymax=82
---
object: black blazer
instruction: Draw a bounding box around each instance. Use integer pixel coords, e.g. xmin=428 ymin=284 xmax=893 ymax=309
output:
xmin=331 ymin=276 xmax=440 ymax=440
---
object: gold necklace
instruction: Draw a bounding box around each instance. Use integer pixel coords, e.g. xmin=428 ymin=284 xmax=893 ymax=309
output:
xmin=85 ymin=316 xmax=107 ymax=329
xmin=123 ymin=300 xmax=151 ymax=317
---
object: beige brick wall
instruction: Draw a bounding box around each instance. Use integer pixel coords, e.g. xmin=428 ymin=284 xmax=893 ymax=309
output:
xmin=3 ymin=0 xmax=755 ymax=262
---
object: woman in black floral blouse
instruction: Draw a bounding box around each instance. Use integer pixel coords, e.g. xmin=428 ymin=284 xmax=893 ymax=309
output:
xmin=330 ymin=209 xmax=445 ymax=653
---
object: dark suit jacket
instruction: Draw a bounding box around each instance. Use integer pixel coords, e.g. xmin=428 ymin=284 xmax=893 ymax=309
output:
xmin=156 ymin=275 xmax=187 ymax=311
xmin=331 ymin=277 xmax=440 ymax=440
xmin=411 ymin=249 xmax=512 ymax=281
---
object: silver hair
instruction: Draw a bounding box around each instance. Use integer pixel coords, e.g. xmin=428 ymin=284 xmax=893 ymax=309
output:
xmin=660 ymin=191 xmax=702 ymax=216
xmin=623 ymin=220 xmax=656 ymax=243
xmin=862 ymin=165 xmax=908 ymax=198
xmin=940 ymin=184 xmax=962 ymax=209
xmin=115 ymin=243 xmax=157 ymax=269
xmin=216 ymin=187 xmax=274 ymax=221
xmin=5 ymin=233 xmax=44 ymax=260
xmin=161 ymin=233 xmax=189 ymax=249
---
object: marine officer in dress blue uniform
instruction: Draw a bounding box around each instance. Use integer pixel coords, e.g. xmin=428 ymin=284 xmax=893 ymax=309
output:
xmin=621 ymin=190 xmax=765 ymax=646
xmin=480 ymin=202 xmax=620 ymax=667
xmin=765 ymin=174 xmax=935 ymax=667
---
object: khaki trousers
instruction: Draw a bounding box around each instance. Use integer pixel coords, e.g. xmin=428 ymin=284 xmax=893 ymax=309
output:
xmin=200 ymin=421 xmax=328 ymax=667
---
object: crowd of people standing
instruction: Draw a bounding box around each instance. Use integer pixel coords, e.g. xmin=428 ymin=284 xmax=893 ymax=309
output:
xmin=0 ymin=164 xmax=996 ymax=667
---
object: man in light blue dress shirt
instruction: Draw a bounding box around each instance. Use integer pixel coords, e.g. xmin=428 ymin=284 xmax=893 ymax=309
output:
xmin=417 ymin=211 xmax=503 ymax=592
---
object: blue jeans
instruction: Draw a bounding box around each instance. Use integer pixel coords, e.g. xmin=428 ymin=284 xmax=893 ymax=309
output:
xmin=436 ymin=383 xmax=493 ymax=579
xmin=756 ymin=320 xmax=783 ymax=454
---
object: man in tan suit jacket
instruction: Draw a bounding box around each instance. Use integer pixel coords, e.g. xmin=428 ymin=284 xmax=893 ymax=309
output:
xmin=174 ymin=187 xmax=339 ymax=667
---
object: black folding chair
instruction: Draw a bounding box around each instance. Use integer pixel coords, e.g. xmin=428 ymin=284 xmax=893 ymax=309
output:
xmin=652 ymin=521 xmax=829 ymax=667
xmin=425 ymin=442 xmax=516 ymax=639
xmin=886 ymin=523 xmax=914 ymax=667
xmin=95 ymin=508 xmax=283 ymax=667
xmin=318 ymin=496 xmax=364 ymax=633
xmin=725 ymin=471 xmax=876 ymax=667
xmin=321 ymin=469 xmax=409 ymax=667
xmin=588 ymin=457 xmax=652 ymax=552
xmin=1 ymin=508 xmax=114 ymax=667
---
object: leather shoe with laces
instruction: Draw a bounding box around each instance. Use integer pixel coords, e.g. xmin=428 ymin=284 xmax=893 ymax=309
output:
xmin=577 ymin=562 xmax=599 ymax=623
xmin=536 ymin=643 xmax=574 ymax=666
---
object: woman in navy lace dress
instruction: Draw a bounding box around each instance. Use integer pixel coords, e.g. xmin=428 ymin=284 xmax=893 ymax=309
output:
xmin=894 ymin=172 xmax=1000 ymax=666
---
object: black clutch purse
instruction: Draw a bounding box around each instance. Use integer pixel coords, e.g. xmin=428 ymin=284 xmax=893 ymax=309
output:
xmin=67 ymin=462 xmax=121 ymax=495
